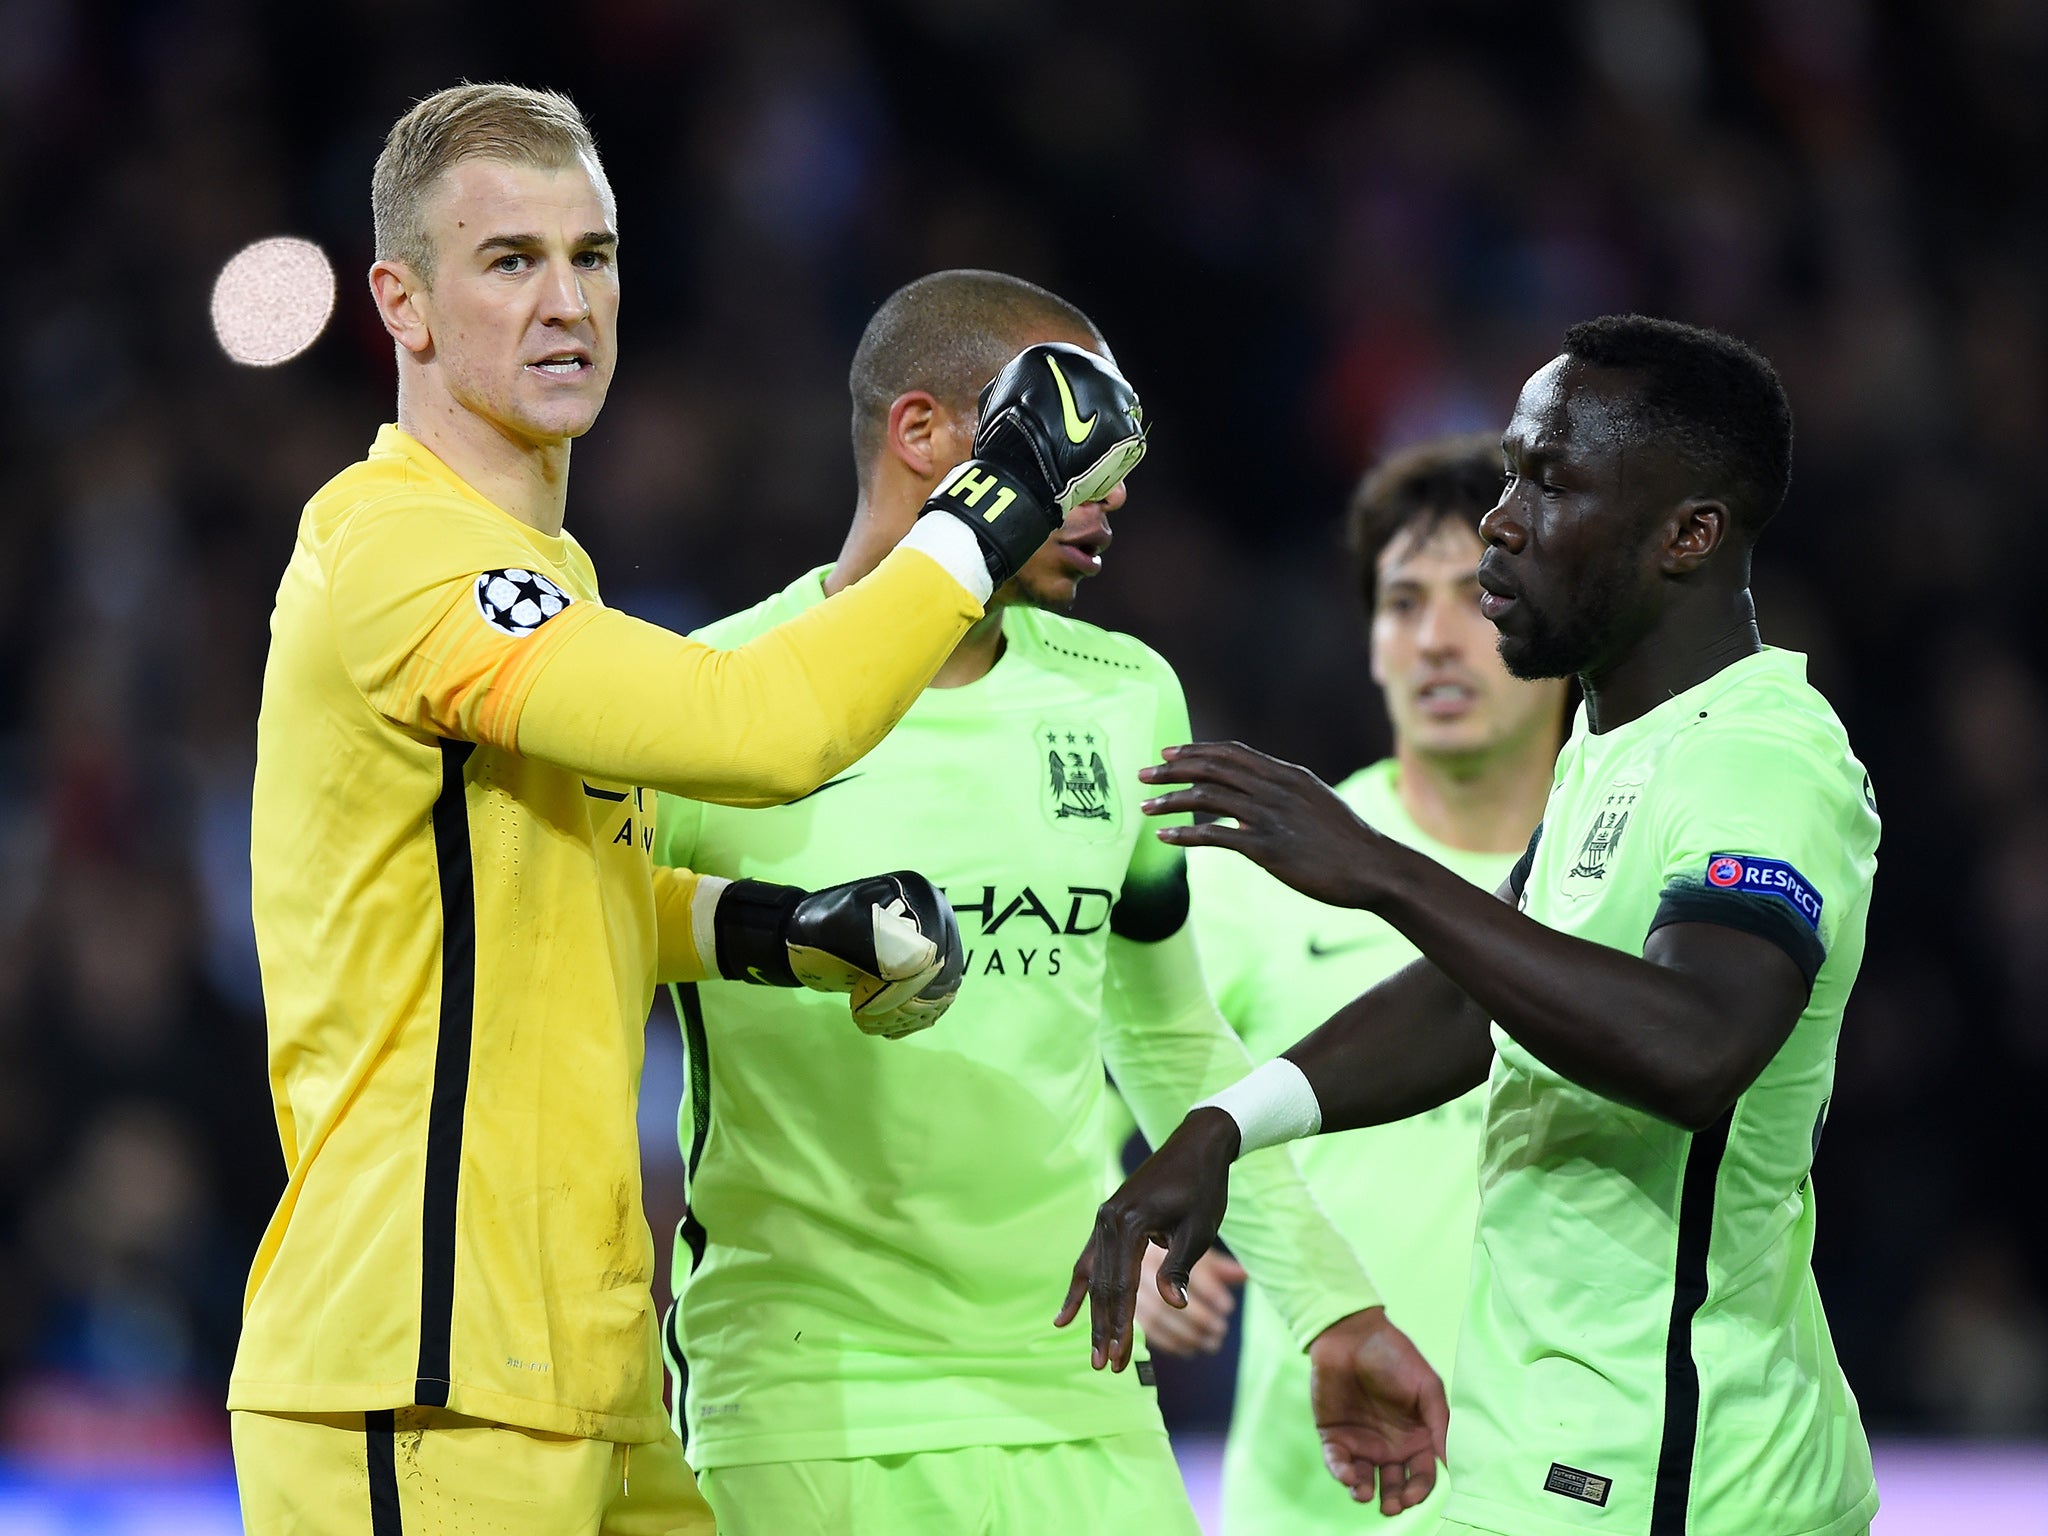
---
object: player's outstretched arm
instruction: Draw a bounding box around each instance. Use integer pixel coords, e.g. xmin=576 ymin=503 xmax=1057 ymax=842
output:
xmin=658 ymin=868 xmax=964 ymax=1038
xmin=514 ymin=536 xmax=984 ymax=806
xmin=1142 ymin=740 xmax=1811 ymax=1131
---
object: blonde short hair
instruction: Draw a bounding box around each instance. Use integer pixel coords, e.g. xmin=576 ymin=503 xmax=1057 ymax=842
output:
xmin=372 ymin=83 xmax=605 ymax=283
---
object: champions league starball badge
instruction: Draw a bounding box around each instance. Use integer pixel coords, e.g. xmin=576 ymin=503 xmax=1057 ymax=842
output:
xmin=474 ymin=569 xmax=573 ymax=638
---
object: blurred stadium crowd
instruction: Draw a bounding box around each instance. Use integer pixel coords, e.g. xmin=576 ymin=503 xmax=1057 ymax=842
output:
xmin=1 ymin=0 xmax=2043 ymax=1463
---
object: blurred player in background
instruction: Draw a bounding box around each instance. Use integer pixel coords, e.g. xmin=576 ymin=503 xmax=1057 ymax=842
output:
xmin=231 ymin=87 xmax=1144 ymax=1535
xmin=1136 ymin=435 xmax=1568 ymax=1531
xmin=1075 ymin=316 xmax=1882 ymax=1535
xmin=655 ymin=270 xmax=1445 ymax=1534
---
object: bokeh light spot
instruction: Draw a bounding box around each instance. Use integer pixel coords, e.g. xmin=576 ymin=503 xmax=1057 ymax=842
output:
xmin=209 ymin=236 xmax=336 ymax=366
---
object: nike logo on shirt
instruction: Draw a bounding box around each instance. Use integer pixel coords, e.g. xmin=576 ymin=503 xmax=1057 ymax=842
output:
xmin=1306 ymin=935 xmax=1374 ymax=960
xmin=791 ymin=773 xmax=864 ymax=803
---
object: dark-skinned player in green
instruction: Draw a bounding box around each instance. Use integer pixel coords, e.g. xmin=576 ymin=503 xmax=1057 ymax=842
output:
xmin=1137 ymin=436 xmax=1569 ymax=1535
xmin=1059 ymin=316 xmax=1880 ymax=1536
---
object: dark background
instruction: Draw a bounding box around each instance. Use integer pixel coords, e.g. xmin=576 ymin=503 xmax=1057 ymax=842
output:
xmin=2 ymin=0 xmax=2043 ymax=1460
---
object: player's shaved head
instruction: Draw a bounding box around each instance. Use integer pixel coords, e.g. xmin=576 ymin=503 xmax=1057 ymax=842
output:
xmin=1561 ymin=315 xmax=1792 ymax=541
xmin=373 ymin=83 xmax=608 ymax=285
xmin=850 ymin=270 xmax=1102 ymax=476
xmin=1347 ymin=433 xmax=1504 ymax=620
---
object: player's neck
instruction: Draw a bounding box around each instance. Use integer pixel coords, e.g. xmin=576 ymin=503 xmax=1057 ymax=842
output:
xmin=822 ymin=491 xmax=905 ymax=597
xmin=397 ymin=383 xmax=572 ymax=537
xmin=1581 ymin=587 xmax=1762 ymax=735
xmin=931 ymin=608 xmax=1007 ymax=687
xmin=829 ymin=486 xmax=1007 ymax=688
xmin=1393 ymin=734 xmax=1554 ymax=854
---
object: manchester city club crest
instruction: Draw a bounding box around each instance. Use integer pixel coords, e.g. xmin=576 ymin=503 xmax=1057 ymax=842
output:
xmin=1037 ymin=722 xmax=1119 ymax=838
xmin=1562 ymin=779 xmax=1641 ymax=896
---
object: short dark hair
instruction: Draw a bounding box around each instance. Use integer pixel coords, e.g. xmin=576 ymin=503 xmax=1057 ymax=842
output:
xmin=1346 ymin=432 xmax=1504 ymax=619
xmin=1561 ymin=314 xmax=1793 ymax=538
xmin=849 ymin=270 xmax=1101 ymax=475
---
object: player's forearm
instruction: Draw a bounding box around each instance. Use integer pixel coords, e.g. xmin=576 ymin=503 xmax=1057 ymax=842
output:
xmin=1355 ymin=840 xmax=1768 ymax=1129
xmin=1141 ymin=743 xmax=1766 ymax=1129
xmin=517 ymin=533 xmax=983 ymax=803
xmin=1280 ymin=956 xmax=1495 ymax=1135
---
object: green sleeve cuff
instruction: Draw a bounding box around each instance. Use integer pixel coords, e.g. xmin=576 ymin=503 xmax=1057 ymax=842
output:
xmin=1222 ymin=1145 xmax=1383 ymax=1349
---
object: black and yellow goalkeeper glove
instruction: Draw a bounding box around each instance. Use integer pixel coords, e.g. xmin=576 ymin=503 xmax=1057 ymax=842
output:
xmin=707 ymin=872 xmax=965 ymax=1039
xmin=920 ymin=342 xmax=1147 ymax=586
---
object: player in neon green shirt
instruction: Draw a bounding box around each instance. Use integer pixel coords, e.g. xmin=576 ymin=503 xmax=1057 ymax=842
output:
xmin=655 ymin=271 xmax=1445 ymax=1534
xmin=1135 ymin=435 xmax=1567 ymax=1534
xmin=1072 ymin=316 xmax=1880 ymax=1536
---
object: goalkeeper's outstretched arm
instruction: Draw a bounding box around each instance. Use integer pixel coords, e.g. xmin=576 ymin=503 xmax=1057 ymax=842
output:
xmin=517 ymin=342 xmax=1147 ymax=805
xmin=516 ymin=523 xmax=987 ymax=805
xmin=338 ymin=344 xmax=1146 ymax=811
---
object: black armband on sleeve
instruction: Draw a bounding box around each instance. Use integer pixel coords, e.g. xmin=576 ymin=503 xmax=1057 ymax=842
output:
xmin=1508 ymin=823 xmax=1543 ymax=901
xmin=712 ymin=878 xmax=804 ymax=986
xmin=1109 ymin=857 xmax=1190 ymax=943
xmin=1648 ymin=883 xmax=1825 ymax=992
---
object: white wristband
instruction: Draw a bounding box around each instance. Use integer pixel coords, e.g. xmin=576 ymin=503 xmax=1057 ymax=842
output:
xmin=691 ymin=875 xmax=732 ymax=978
xmin=899 ymin=512 xmax=996 ymax=604
xmin=1196 ymin=1058 xmax=1323 ymax=1157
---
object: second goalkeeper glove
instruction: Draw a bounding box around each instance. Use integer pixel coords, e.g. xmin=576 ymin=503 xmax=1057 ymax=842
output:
xmin=704 ymin=871 xmax=966 ymax=1039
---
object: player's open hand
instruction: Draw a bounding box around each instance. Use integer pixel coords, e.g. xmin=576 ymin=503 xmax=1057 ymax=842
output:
xmin=1136 ymin=1247 xmax=1246 ymax=1356
xmin=1308 ymin=1307 xmax=1450 ymax=1515
xmin=1139 ymin=741 xmax=1392 ymax=910
xmin=1054 ymin=1108 xmax=1239 ymax=1371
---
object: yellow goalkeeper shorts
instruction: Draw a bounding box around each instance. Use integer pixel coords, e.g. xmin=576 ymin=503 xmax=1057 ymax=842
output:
xmin=232 ymin=1407 xmax=713 ymax=1535
xmin=697 ymin=1430 xmax=1200 ymax=1536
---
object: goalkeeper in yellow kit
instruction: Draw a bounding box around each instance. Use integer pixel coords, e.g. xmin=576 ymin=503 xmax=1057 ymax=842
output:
xmin=229 ymin=84 xmax=1145 ymax=1535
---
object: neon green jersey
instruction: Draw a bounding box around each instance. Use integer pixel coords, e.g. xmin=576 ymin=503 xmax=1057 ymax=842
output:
xmin=655 ymin=569 xmax=1377 ymax=1471
xmin=1190 ymin=758 xmax=1518 ymax=1535
xmin=1444 ymin=648 xmax=1880 ymax=1536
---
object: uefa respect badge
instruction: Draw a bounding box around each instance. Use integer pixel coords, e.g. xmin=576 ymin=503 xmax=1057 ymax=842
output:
xmin=1705 ymin=853 xmax=1823 ymax=931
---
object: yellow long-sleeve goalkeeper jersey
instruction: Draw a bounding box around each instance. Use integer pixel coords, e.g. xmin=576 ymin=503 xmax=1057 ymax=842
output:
xmin=229 ymin=425 xmax=983 ymax=1441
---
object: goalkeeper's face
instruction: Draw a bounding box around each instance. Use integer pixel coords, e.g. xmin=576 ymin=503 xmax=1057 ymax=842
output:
xmin=1371 ymin=519 xmax=1568 ymax=764
xmin=396 ymin=155 xmax=620 ymax=449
